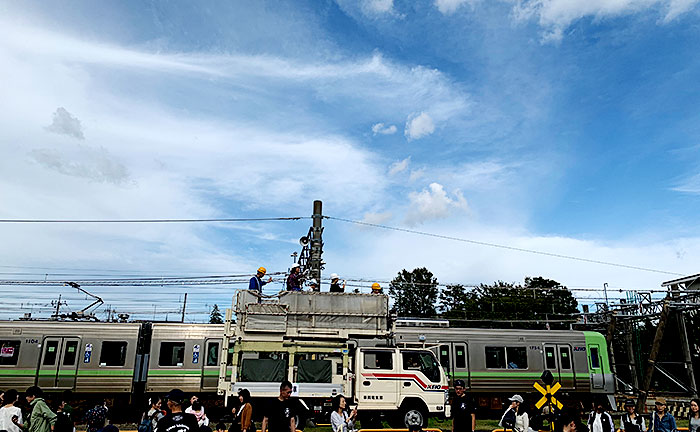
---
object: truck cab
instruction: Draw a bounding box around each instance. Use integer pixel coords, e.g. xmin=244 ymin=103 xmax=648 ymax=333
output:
xmin=220 ymin=290 xmax=449 ymax=427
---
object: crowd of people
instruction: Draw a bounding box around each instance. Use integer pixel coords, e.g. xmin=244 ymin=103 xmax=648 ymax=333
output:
xmin=0 ymin=384 xmax=697 ymax=432
xmin=248 ymin=266 xmax=383 ymax=295
xmin=492 ymin=391 xmax=700 ymax=432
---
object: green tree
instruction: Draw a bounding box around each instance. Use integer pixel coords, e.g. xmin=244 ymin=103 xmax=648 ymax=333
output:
xmin=439 ymin=277 xmax=579 ymax=329
xmin=209 ymin=304 xmax=223 ymax=324
xmin=389 ymin=268 xmax=439 ymax=318
xmin=438 ymin=284 xmax=479 ymax=323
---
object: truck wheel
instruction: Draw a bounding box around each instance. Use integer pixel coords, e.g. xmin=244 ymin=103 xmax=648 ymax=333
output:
xmin=400 ymin=404 xmax=428 ymax=428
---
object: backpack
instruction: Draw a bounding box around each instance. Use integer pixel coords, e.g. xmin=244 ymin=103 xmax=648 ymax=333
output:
xmin=138 ymin=417 xmax=153 ymax=432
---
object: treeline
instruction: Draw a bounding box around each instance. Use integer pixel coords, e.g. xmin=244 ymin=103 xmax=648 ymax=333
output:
xmin=388 ymin=267 xmax=579 ymax=330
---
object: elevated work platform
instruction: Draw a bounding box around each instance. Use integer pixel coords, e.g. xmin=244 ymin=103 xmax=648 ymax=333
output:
xmin=234 ymin=290 xmax=391 ymax=339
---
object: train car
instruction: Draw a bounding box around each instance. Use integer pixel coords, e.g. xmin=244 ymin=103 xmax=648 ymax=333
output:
xmin=0 ymin=321 xmax=140 ymax=398
xmin=146 ymin=323 xmax=226 ymax=394
xmin=0 ymin=321 xmax=231 ymax=417
xmin=394 ymin=325 xmax=615 ymax=409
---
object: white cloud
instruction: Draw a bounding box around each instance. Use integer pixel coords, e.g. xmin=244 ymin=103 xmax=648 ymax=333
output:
xmin=409 ymin=169 xmax=426 ymax=181
xmin=405 ymin=183 xmax=468 ymax=225
xmin=362 ymin=211 xmax=394 ymax=225
xmin=513 ymin=0 xmax=700 ymax=42
xmin=30 ymin=146 xmax=130 ymax=184
xmin=363 ymin=0 xmax=394 ymax=14
xmin=372 ymin=122 xmax=398 ymax=135
xmin=389 ymin=157 xmax=411 ymax=175
xmin=45 ymin=107 xmax=85 ymax=140
xmin=405 ymin=112 xmax=436 ymax=140
xmin=671 ymin=172 xmax=700 ymax=194
xmin=435 ymin=0 xmax=471 ymax=14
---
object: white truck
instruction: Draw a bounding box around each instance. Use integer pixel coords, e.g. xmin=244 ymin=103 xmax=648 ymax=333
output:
xmin=218 ymin=290 xmax=450 ymax=427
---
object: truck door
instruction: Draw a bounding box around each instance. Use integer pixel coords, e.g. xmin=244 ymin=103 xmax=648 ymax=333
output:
xmin=358 ymin=349 xmax=398 ymax=409
xmin=37 ymin=337 xmax=80 ymax=389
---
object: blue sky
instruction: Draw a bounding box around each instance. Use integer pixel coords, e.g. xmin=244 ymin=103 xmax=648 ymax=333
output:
xmin=1 ymin=0 xmax=700 ymax=320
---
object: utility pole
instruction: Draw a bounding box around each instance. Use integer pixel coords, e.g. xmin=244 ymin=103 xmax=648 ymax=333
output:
xmin=309 ymin=200 xmax=323 ymax=285
xmin=639 ymin=299 xmax=671 ymax=410
xmin=54 ymin=294 xmax=62 ymax=319
xmin=181 ymin=293 xmax=188 ymax=323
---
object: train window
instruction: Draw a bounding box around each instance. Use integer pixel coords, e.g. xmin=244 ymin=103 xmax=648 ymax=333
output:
xmin=485 ymin=347 xmax=506 ymax=369
xmin=560 ymin=347 xmax=571 ymax=369
xmin=506 ymin=347 xmax=528 ymax=369
xmin=100 ymin=342 xmax=128 ymax=366
xmin=206 ymin=342 xmax=219 ymax=366
xmin=455 ymin=345 xmax=466 ymax=369
xmin=439 ymin=345 xmax=450 ymax=370
xmin=590 ymin=346 xmax=600 ymax=369
xmin=0 ymin=340 xmax=21 ymax=366
xmin=43 ymin=340 xmax=59 ymax=365
xmin=63 ymin=341 xmax=79 ymax=366
xmin=364 ymin=351 xmax=393 ymax=370
xmin=545 ymin=347 xmax=556 ymax=369
xmin=160 ymin=342 xmax=185 ymax=366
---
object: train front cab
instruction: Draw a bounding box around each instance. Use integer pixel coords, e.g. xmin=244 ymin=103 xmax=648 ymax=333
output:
xmin=583 ymin=331 xmax=615 ymax=407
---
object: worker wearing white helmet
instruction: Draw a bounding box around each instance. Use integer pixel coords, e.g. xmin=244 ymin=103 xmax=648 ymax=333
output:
xmin=286 ymin=263 xmax=303 ymax=291
xmin=329 ymin=273 xmax=346 ymax=293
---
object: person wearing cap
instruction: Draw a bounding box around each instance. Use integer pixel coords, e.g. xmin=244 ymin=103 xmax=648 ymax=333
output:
xmin=329 ymin=274 xmax=345 ymax=293
xmin=451 ymin=379 xmax=476 ymax=432
xmin=286 ymin=264 xmax=302 ymax=292
xmin=648 ymin=398 xmax=676 ymax=432
xmin=249 ymin=267 xmax=272 ymax=296
xmin=370 ymin=283 xmax=383 ymax=294
xmin=155 ymin=389 xmax=199 ymax=432
xmin=587 ymin=401 xmax=614 ymax=432
xmin=620 ymin=399 xmax=645 ymax=432
xmin=500 ymin=395 xmax=529 ymax=432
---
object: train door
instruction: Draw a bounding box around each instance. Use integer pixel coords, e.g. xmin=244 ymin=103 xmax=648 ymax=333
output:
xmin=558 ymin=345 xmax=575 ymax=389
xmin=37 ymin=337 xmax=80 ymax=389
xmin=588 ymin=344 xmax=604 ymax=389
xmin=358 ymin=349 xmax=398 ymax=409
xmin=543 ymin=344 xmax=559 ymax=382
xmin=436 ymin=343 xmax=469 ymax=388
xmin=201 ymin=339 xmax=220 ymax=391
xmin=453 ymin=343 xmax=469 ymax=388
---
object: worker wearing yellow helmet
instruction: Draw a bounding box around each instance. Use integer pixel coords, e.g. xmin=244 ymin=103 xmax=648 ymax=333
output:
xmin=249 ymin=266 xmax=272 ymax=300
xmin=371 ymin=283 xmax=383 ymax=294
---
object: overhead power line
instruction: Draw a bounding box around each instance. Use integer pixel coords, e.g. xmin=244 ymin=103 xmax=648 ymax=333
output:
xmin=325 ymin=216 xmax=684 ymax=277
xmin=0 ymin=216 xmax=308 ymax=223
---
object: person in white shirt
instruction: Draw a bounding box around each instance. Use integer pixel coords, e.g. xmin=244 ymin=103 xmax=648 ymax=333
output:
xmin=0 ymin=389 xmax=23 ymax=432
xmin=587 ymin=402 xmax=614 ymax=432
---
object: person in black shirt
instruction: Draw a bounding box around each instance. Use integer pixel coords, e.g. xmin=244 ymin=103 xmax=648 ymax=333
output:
xmin=262 ymin=381 xmax=296 ymax=432
xmin=451 ymin=380 xmax=476 ymax=432
xmin=329 ymin=274 xmax=345 ymax=293
xmin=155 ymin=389 xmax=200 ymax=432
xmin=452 ymin=380 xmax=476 ymax=432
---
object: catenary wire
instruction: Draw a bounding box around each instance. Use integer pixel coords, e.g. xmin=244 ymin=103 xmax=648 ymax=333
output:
xmin=0 ymin=216 xmax=308 ymax=223
xmin=324 ymin=216 xmax=684 ymax=277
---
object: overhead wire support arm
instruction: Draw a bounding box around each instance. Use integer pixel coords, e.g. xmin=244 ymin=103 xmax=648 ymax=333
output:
xmin=65 ymin=281 xmax=104 ymax=319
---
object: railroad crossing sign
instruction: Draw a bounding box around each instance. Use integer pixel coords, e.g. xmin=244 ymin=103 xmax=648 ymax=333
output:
xmin=533 ymin=370 xmax=563 ymax=410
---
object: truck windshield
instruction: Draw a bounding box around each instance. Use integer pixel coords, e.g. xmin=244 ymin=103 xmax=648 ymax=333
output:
xmin=402 ymin=350 xmax=441 ymax=383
